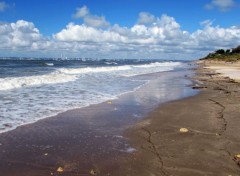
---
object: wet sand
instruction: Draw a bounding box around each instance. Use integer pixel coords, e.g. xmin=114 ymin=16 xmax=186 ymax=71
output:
xmin=0 ymin=70 xmax=197 ymax=176
xmin=117 ymin=61 xmax=240 ymax=176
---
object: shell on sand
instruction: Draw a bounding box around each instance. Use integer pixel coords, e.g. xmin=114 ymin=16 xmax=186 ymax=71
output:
xmin=179 ymin=128 xmax=189 ymax=133
xmin=57 ymin=167 xmax=64 ymax=172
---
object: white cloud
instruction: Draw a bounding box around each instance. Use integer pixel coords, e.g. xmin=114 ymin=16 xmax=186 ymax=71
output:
xmin=200 ymin=19 xmax=215 ymax=27
xmin=205 ymin=0 xmax=236 ymax=11
xmin=54 ymin=23 xmax=125 ymax=43
xmin=137 ymin=12 xmax=155 ymax=25
xmin=0 ymin=1 xmax=8 ymax=12
xmin=53 ymin=13 xmax=240 ymax=59
xmin=54 ymin=14 xmax=188 ymax=46
xmin=192 ymin=23 xmax=240 ymax=48
xmin=84 ymin=15 xmax=109 ymax=28
xmin=0 ymin=20 xmax=51 ymax=50
xmin=73 ymin=6 xmax=89 ymax=18
xmin=73 ymin=5 xmax=110 ymax=28
xmin=0 ymin=9 xmax=240 ymax=59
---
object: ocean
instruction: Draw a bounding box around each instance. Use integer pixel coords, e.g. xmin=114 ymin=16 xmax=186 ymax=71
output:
xmin=0 ymin=58 xmax=190 ymax=133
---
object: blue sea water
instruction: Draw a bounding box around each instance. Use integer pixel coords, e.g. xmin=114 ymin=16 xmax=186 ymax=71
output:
xmin=0 ymin=58 xmax=186 ymax=133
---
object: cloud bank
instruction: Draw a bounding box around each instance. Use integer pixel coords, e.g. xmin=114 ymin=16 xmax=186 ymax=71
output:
xmin=0 ymin=6 xmax=240 ymax=59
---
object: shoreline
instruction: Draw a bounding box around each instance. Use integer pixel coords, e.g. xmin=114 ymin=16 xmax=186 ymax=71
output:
xmin=116 ymin=61 xmax=240 ymax=175
xmin=0 ymin=67 xmax=192 ymax=135
xmin=1 ymin=61 xmax=239 ymax=175
xmin=0 ymin=69 xmax=197 ymax=176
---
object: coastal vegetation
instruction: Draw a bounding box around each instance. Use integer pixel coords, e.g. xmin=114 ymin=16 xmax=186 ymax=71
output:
xmin=201 ymin=45 xmax=240 ymax=61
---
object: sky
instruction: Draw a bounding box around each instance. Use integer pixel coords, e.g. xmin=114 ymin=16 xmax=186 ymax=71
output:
xmin=0 ymin=0 xmax=239 ymax=59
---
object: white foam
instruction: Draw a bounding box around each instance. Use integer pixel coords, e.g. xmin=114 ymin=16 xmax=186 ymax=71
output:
xmin=0 ymin=72 xmax=77 ymax=91
xmin=0 ymin=88 xmax=116 ymax=134
xmin=125 ymin=147 xmax=137 ymax=153
xmin=45 ymin=62 xmax=54 ymax=66
xmin=0 ymin=62 xmax=181 ymax=91
xmin=104 ymin=61 xmax=118 ymax=65
xmin=58 ymin=65 xmax=132 ymax=74
xmin=59 ymin=62 xmax=181 ymax=75
xmin=0 ymin=61 xmax=185 ymax=133
xmin=133 ymin=61 xmax=181 ymax=68
xmin=121 ymin=62 xmax=181 ymax=77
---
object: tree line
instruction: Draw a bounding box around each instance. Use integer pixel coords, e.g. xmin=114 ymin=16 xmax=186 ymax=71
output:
xmin=202 ymin=45 xmax=240 ymax=61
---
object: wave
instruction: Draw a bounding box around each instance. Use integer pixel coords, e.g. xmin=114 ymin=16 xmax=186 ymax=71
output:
xmin=133 ymin=62 xmax=181 ymax=68
xmin=59 ymin=62 xmax=181 ymax=74
xmin=104 ymin=61 xmax=118 ymax=65
xmin=0 ymin=62 xmax=181 ymax=91
xmin=58 ymin=65 xmax=132 ymax=74
xmin=0 ymin=72 xmax=77 ymax=91
xmin=44 ymin=62 xmax=54 ymax=66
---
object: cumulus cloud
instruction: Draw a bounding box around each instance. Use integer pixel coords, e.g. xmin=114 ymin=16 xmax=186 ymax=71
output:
xmin=205 ymin=0 xmax=236 ymax=11
xmin=54 ymin=14 xmax=188 ymax=46
xmin=53 ymin=13 xmax=240 ymax=59
xmin=54 ymin=23 xmax=126 ymax=43
xmin=192 ymin=22 xmax=240 ymax=48
xmin=0 ymin=20 xmax=51 ymax=50
xmin=0 ymin=8 xmax=240 ymax=59
xmin=73 ymin=5 xmax=110 ymax=28
xmin=0 ymin=1 xmax=8 ymax=12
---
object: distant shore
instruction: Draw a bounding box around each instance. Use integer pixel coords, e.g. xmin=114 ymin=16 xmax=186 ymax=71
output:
xmin=115 ymin=60 xmax=240 ymax=175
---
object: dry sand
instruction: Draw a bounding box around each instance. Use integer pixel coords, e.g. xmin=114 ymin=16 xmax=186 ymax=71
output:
xmin=203 ymin=61 xmax=240 ymax=82
xmin=114 ymin=61 xmax=240 ymax=176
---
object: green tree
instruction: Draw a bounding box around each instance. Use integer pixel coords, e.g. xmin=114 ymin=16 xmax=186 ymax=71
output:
xmin=215 ymin=49 xmax=225 ymax=55
xmin=232 ymin=45 xmax=240 ymax=53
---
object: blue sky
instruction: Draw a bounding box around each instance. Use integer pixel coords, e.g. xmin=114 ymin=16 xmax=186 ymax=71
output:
xmin=0 ymin=0 xmax=239 ymax=59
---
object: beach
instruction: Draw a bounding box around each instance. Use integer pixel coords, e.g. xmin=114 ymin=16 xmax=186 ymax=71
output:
xmin=0 ymin=61 xmax=240 ymax=176
xmin=204 ymin=61 xmax=240 ymax=82
xmin=0 ymin=0 xmax=240 ymax=175
xmin=116 ymin=61 xmax=240 ymax=176
xmin=0 ymin=62 xmax=197 ymax=176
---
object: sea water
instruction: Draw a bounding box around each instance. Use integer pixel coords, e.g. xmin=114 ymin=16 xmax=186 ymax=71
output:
xmin=0 ymin=58 xmax=186 ymax=133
